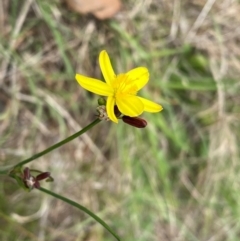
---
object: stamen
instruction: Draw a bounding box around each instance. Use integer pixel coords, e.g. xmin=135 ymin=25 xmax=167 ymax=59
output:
xmin=113 ymin=74 xmax=138 ymax=97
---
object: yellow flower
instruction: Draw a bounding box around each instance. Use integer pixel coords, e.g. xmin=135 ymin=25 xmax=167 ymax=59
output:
xmin=75 ymin=50 xmax=163 ymax=123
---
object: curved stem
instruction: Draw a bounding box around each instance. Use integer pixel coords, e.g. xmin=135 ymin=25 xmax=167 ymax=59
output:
xmin=1 ymin=119 xmax=101 ymax=173
xmin=39 ymin=187 xmax=120 ymax=241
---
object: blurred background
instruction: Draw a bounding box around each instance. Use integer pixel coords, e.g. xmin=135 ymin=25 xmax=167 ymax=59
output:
xmin=0 ymin=0 xmax=240 ymax=240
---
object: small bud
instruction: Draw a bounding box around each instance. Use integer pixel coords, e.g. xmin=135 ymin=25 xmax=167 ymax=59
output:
xmin=98 ymin=97 xmax=106 ymax=106
xmin=23 ymin=167 xmax=31 ymax=179
xmin=122 ymin=116 xmax=147 ymax=128
xmin=22 ymin=167 xmax=53 ymax=190
xmin=36 ymin=172 xmax=51 ymax=181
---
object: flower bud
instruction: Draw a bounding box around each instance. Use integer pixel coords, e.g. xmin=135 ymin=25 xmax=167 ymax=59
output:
xmin=122 ymin=116 xmax=147 ymax=128
xmin=98 ymin=97 xmax=106 ymax=106
xmin=22 ymin=167 xmax=53 ymax=190
xmin=36 ymin=172 xmax=51 ymax=181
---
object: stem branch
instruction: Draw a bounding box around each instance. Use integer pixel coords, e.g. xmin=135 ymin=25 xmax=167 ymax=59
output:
xmin=0 ymin=119 xmax=101 ymax=173
xmin=39 ymin=187 xmax=120 ymax=241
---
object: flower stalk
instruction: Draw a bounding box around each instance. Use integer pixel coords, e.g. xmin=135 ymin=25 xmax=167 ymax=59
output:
xmin=0 ymin=118 xmax=101 ymax=174
xmin=14 ymin=118 xmax=101 ymax=168
xmin=39 ymin=187 xmax=120 ymax=241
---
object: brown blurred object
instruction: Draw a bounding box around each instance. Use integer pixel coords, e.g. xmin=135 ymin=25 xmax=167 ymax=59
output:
xmin=65 ymin=0 xmax=122 ymax=19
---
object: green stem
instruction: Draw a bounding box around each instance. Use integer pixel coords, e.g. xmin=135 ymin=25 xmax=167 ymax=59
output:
xmin=39 ymin=187 xmax=120 ymax=241
xmin=0 ymin=167 xmax=11 ymax=175
xmin=1 ymin=119 xmax=101 ymax=173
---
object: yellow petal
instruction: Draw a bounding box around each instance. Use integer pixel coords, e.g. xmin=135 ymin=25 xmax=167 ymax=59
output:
xmin=99 ymin=50 xmax=116 ymax=86
xmin=75 ymin=74 xmax=113 ymax=96
xmin=116 ymin=95 xmax=144 ymax=117
xmin=126 ymin=67 xmax=149 ymax=90
xmin=138 ymin=97 xmax=163 ymax=112
xmin=106 ymin=96 xmax=118 ymax=123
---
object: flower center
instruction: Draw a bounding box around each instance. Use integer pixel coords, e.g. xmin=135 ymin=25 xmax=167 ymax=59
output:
xmin=112 ymin=74 xmax=138 ymax=98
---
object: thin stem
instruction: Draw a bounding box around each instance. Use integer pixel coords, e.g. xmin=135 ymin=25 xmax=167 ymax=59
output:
xmin=0 ymin=169 xmax=10 ymax=175
xmin=39 ymin=187 xmax=120 ymax=241
xmin=13 ymin=118 xmax=101 ymax=168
